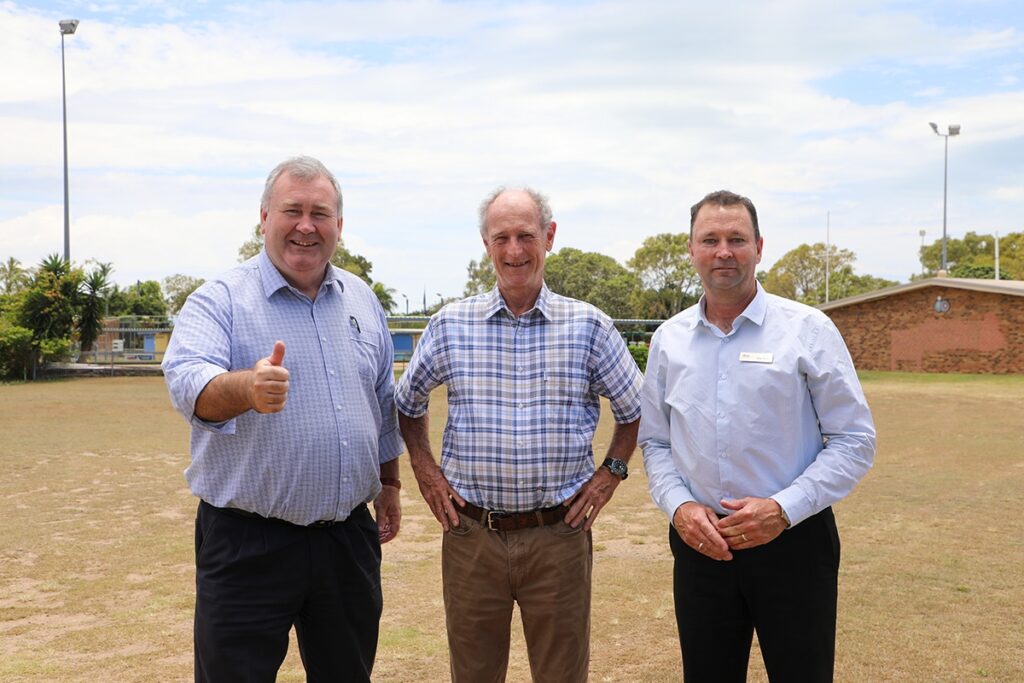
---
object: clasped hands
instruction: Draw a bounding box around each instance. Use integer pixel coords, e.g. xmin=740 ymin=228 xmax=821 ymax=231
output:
xmin=672 ymin=497 xmax=788 ymax=561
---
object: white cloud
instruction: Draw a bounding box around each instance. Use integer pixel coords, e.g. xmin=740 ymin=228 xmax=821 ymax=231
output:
xmin=2 ymin=0 xmax=1023 ymax=298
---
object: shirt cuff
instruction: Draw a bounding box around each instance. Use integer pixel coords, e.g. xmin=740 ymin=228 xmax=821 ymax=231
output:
xmin=395 ymin=394 xmax=428 ymax=418
xmin=660 ymin=488 xmax=697 ymax=523
xmin=189 ymin=413 xmax=237 ymax=435
xmin=772 ymin=486 xmax=813 ymax=527
xmin=378 ymin=426 xmax=405 ymax=462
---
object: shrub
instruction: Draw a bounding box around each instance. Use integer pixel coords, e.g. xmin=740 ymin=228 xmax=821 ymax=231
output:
xmin=0 ymin=321 xmax=33 ymax=380
xmin=628 ymin=343 xmax=648 ymax=372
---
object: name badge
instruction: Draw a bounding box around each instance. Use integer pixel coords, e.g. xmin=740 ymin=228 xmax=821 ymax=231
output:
xmin=739 ymin=351 xmax=773 ymax=364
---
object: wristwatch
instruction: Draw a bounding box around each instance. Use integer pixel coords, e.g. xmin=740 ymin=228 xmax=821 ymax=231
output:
xmin=601 ymin=457 xmax=629 ymax=480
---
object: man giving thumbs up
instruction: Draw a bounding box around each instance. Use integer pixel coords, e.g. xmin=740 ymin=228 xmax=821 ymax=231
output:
xmin=162 ymin=156 xmax=403 ymax=683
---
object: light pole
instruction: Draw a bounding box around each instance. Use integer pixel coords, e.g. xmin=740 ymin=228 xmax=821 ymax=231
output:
xmin=59 ymin=19 xmax=80 ymax=264
xmin=918 ymin=229 xmax=926 ymax=277
xmin=401 ymin=293 xmax=409 ymax=315
xmin=929 ymin=122 xmax=960 ymax=274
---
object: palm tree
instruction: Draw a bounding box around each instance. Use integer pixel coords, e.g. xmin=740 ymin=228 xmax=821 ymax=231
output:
xmin=371 ymin=282 xmax=397 ymax=315
xmin=78 ymin=263 xmax=112 ymax=353
xmin=0 ymin=257 xmax=29 ymax=294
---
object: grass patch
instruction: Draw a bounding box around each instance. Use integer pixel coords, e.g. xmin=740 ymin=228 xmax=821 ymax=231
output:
xmin=1 ymin=375 xmax=1022 ymax=681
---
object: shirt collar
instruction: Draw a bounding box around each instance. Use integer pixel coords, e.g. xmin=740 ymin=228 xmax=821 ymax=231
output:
xmin=484 ymin=283 xmax=553 ymax=321
xmin=692 ymin=282 xmax=767 ymax=332
xmin=257 ymin=248 xmax=340 ymax=300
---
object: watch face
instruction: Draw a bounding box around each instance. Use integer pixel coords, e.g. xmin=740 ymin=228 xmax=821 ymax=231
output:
xmin=603 ymin=458 xmax=628 ymax=478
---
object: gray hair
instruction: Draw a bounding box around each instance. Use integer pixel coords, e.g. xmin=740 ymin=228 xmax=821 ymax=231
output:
xmin=261 ymin=156 xmax=343 ymax=217
xmin=690 ymin=190 xmax=760 ymax=241
xmin=478 ymin=187 xmax=553 ymax=238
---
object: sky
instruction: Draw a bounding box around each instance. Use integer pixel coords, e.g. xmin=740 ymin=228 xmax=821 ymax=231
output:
xmin=2 ymin=0 xmax=1023 ymax=309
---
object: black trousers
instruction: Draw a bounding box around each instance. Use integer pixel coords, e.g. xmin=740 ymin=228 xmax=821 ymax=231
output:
xmin=194 ymin=501 xmax=382 ymax=683
xmin=670 ymin=506 xmax=840 ymax=683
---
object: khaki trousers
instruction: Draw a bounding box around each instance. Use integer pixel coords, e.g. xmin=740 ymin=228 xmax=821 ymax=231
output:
xmin=442 ymin=510 xmax=592 ymax=683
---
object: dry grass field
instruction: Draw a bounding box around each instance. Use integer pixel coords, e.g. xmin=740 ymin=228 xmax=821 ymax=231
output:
xmin=0 ymin=372 xmax=1022 ymax=682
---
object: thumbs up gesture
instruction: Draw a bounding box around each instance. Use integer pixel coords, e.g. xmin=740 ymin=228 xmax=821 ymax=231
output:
xmin=250 ymin=340 xmax=290 ymax=413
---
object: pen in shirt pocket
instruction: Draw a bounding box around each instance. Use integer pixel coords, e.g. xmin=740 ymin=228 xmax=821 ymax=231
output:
xmin=349 ymin=315 xmax=361 ymax=334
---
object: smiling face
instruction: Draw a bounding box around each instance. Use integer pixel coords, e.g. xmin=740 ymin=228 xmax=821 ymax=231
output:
xmin=482 ymin=190 xmax=556 ymax=313
xmin=260 ymin=172 xmax=342 ymax=298
xmin=689 ymin=203 xmax=763 ymax=299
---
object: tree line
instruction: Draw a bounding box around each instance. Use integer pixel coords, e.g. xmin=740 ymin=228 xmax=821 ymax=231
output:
xmin=2 ymin=228 xmax=1019 ymax=380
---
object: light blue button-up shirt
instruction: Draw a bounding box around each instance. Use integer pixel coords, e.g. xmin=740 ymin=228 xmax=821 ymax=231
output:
xmin=395 ymin=285 xmax=643 ymax=512
xmin=639 ymin=284 xmax=875 ymax=527
xmin=162 ymin=250 xmax=403 ymax=525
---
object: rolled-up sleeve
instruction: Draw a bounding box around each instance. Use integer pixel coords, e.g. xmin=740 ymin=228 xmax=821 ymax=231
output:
xmin=590 ymin=319 xmax=643 ymax=424
xmin=395 ymin=317 xmax=442 ymax=418
xmin=161 ymin=282 xmax=236 ymax=435
xmin=371 ymin=303 xmax=404 ymax=463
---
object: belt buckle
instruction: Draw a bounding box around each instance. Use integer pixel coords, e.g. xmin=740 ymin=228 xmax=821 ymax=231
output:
xmin=309 ymin=519 xmax=334 ymax=528
xmin=486 ymin=510 xmax=506 ymax=531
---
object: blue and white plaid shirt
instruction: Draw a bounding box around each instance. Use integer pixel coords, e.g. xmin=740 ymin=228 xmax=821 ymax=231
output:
xmin=395 ymin=285 xmax=642 ymax=512
xmin=163 ymin=249 xmax=403 ymax=525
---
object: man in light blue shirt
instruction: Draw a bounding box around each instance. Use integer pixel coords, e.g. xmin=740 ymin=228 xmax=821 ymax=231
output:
xmin=639 ymin=190 xmax=875 ymax=682
xmin=163 ymin=156 xmax=403 ymax=682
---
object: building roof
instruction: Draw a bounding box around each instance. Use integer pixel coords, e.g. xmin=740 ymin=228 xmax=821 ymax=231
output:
xmin=817 ymin=277 xmax=1024 ymax=312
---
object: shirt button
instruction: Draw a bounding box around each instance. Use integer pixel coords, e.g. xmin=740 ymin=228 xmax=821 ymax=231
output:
xmin=723 ymin=337 xmax=730 ymax=343
xmin=321 ymin=337 xmax=327 ymax=342
xmin=717 ymin=412 xmax=724 ymax=418
xmin=518 ymin=402 xmax=525 ymax=409
xmin=719 ymin=373 xmax=727 ymax=380
xmin=336 ymin=405 xmax=342 ymax=411
xmin=342 ymin=440 xmax=348 ymax=447
xmin=517 ymin=366 xmax=524 ymax=372
xmin=329 ymin=369 xmax=336 ymax=376
xmin=518 ymin=440 xmax=525 ymax=446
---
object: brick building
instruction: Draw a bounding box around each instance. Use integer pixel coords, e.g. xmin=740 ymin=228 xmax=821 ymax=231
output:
xmin=818 ymin=278 xmax=1024 ymax=374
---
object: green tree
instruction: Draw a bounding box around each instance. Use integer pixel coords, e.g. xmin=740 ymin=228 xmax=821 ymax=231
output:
xmin=163 ymin=274 xmax=206 ymax=314
xmin=627 ymin=233 xmax=700 ymax=318
xmin=0 ymin=257 xmax=30 ymax=295
xmin=463 ymin=252 xmax=496 ymax=296
xmin=762 ymin=243 xmax=856 ymax=303
xmin=821 ymin=267 xmax=898 ymax=300
xmin=78 ymin=263 xmax=112 ymax=353
xmin=17 ymin=254 xmax=83 ymax=364
xmin=949 ymin=263 xmax=1012 ymax=280
xmin=545 ymin=247 xmax=640 ymax=318
xmin=763 ymin=243 xmax=894 ymax=304
xmin=920 ymin=231 xmax=1024 ymax=279
xmin=0 ymin=319 xmax=33 ymax=379
xmin=108 ymin=281 xmax=168 ymax=317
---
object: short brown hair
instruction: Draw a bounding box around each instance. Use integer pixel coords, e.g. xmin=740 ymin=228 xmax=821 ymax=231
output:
xmin=690 ymin=190 xmax=760 ymax=241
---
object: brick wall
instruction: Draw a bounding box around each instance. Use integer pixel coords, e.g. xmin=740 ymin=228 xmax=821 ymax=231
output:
xmin=825 ymin=286 xmax=1024 ymax=374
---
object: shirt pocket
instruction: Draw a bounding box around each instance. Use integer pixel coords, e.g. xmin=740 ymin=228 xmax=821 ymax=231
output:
xmin=347 ymin=320 xmax=381 ymax=384
xmin=543 ymin=370 xmax=591 ymax=428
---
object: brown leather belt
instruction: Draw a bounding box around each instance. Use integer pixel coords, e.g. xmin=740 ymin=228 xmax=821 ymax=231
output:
xmin=459 ymin=501 xmax=567 ymax=532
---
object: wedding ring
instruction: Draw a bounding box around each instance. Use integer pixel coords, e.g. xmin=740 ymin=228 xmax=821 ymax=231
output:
xmin=741 ymin=533 xmax=748 ymax=542
xmin=698 ymin=541 xmax=704 ymax=551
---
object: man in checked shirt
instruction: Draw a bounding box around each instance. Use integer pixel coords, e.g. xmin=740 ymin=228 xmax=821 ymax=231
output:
xmin=395 ymin=187 xmax=643 ymax=683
